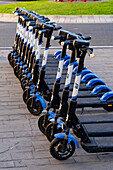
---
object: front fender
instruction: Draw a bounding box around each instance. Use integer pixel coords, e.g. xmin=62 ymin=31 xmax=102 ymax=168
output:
xmin=54 ymin=133 xmax=79 ymax=148
xmin=81 ymin=69 xmax=92 ymax=77
xmin=35 ymin=95 xmax=46 ymax=109
xmin=64 ymin=55 xmax=70 ymax=60
xmin=42 ymin=110 xmax=56 ymax=118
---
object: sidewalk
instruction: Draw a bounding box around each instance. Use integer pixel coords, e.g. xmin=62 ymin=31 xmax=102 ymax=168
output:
xmin=0 ymin=13 xmax=113 ymax=23
xmin=0 ymin=48 xmax=113 ymax=169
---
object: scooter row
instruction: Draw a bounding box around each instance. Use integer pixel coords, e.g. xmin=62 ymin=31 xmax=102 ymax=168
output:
xmin=8 ymin=7 xmax=113 ymax=160
xmin=8 ymin=8 xmax=113 ymax=118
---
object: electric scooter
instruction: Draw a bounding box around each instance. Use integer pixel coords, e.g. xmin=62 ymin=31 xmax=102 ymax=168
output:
xmin=49 ymin=38 xmax=113 ymax=160
xmin=24 ymin=22 xmax=62 ymax=115
xmin=49 ymin=38 xmax=94 ymax=160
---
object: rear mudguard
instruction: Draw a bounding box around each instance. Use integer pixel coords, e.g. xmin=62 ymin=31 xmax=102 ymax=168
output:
xmin=64 ymin=55 xmax=71 ymax=60
xmin=91 ymin=85 xmax=112 ymax=95
xmin=100 ymin=91 xmax=113 ymax=102
xmin=56 ymin=53 xmax=70 ymax=60
xmin=54 ymin=132 xmax=79 ymax=148
xmin=73 ymin=66 xmax=78 ymax=74
xmin=35 ymin=95 xmax=46 ymax=109
xmin=81 ymin=69 xmax=92 ymax=77
xmin=56 ymin=54 xmax=61 ymax=60
xmin=53 ymin=50 xmax=62 ymax=57
xmin=81 ymin=73 xmax=98 ymax=83
xmin=64 ymin=59 xmax=78 ymax=67
xmin=73 ymin=67 xmax=88 ymax=75
xmin=86 ymin=78 xmax=106 ymax=88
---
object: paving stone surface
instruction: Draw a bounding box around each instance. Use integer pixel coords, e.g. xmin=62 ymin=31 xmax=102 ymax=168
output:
xmin=0 ymin=48 xmax=113 ymax=170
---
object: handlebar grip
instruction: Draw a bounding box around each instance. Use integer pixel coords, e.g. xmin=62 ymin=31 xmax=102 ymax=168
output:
xmin=87 ymin=48 xmax=94 ymax=58
xmin=51 ymin=35 xmax=62 ymax=40
xmin=43 ymin=18 xmax=50 ymax=22
xmin=13 ymin=11 xmax=19 ymax=16
xmin=83 ymin=36 xmax=91 ymax=40
xmin=27 ymin=21 xmax=36 ymax=26
xmin=61 ymin=40 xmax=72 ymax=46
xmin=54 ymin=26 xmax=62 ymax=30
xmin=38 ymin=29 xmax=49 ymax=34
xmin=49 ymin=22 xmax=56 ymax=25
xmin=76 ymin=33 xmax=82 ymax=36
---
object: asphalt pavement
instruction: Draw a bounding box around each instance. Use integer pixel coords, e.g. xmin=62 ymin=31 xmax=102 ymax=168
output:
xmin=0 ymin=22 xmax=113 ymax=48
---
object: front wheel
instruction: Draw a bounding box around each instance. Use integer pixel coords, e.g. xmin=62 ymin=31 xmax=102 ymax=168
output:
xmin=46 ymin=123 xmax=62 ymax=142
xmin=21 ymin=77 xmax=27 ymax=90
xmin=23 ymin=89 xmax=30 ymax=104
xmin=38 ymin=114 xmax=46 ymax=134
xmin=27 ymin=96 xmax=43 ymax=116
xmin=14 ymin=65 xmax=19 ymax=77
xmin=50 ymin=138 xmax=75 ymax=160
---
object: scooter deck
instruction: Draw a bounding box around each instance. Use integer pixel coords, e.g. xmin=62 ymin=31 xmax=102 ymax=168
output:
xmin=81 ymin=137 xmax=113 ymax=153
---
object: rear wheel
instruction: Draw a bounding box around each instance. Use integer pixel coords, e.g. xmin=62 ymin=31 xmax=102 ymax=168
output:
xmin=96 ymin=89 xmax=111 ymax=97
xmin=103 ymin=97 xmax=113 ymax=112
xmin=50 ymin=138 xmax=75 ymax=160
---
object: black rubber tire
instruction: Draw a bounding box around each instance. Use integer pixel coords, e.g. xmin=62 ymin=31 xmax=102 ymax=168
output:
xmin=46 ymin=123 xmax=62 ymax=142
xmin=14 ymin=65 xmax=19 ymax=77
xmin=103 ymin=97 xmax=113 ymax=112
xmin=27 ymin=96 xmax=43 ymax=116
xmin=9 ymin=54 xmax=14 ymax=67
xmin=21 ymin=77 xmax=27 ymax=90
xmin=50 ymin=138 xmax=75 ymax=160
xmin=12 ymin=58 xmax=17 ymax=68
xmin=23 ymin=89 xmax=30 ymax=104
xmin=16 ymin=68 xmax=22 ymax=79
xmin=8 ymin=51 xmax=12 ymax=62
xmin=38 ymin=114 xmax=46 ymax=135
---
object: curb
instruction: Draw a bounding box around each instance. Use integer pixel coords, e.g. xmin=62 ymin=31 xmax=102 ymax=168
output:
xmin=0 ymin=14 xmax=113 ymax=23
xmin=0 ymin=13 xmax=18 ymax=22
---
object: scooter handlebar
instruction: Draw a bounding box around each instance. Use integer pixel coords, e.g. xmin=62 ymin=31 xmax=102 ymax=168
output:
xmin=76 ymin=33 xmax=82 ymax=36
xmin=87 ymin=48 xmax=94 ymax=58
xmin=61 ymin=40 xmax=72 ymax=46
xmin=51 ymin=35 xmax=62 ymax=40
xmin=83 ymin=36 xmax=92 ymax=40
xmin=38 ymin=29 xmax=49 ymax=34
xmin=54 ymin=26 xmax=62 ymax=31
xmin=43 ymin=17 xmax=50 ymax=22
